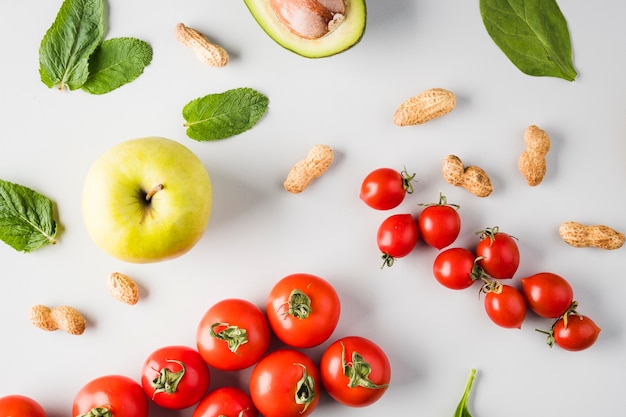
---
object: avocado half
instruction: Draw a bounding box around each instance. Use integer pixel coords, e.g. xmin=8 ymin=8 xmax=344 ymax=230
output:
xmin=243 ymin=0 xmax=366 ymax=58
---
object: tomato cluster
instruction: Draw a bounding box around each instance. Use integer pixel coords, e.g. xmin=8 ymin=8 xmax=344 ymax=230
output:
xmin=433 ymin=227 xmax=601 ymax=351
xmin=360 ymin=167 xmax=601 ymax=352
xmin=361 ymin=167 xmax=462 ymax=267
xmin=2 ymin=273 xmax=391 ymax=417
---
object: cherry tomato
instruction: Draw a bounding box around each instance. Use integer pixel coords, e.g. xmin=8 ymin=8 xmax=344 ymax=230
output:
xmin=552 ymin=314 xmax=601 ymax=351
xmin=521 ymin=272 xmax=574 ymax=318
xmin=432 ymin=247 xmax=478 ymax=290
xmin=476 ymin=227 xmax=520 ymax=279
xmin=196 ymin=298 xmax=270 ymax=371
xmin=72 ymin=375 xmax=148 ymax=417
xmin=320 ymin=336 xmax=391 ymax=407
xmin=0 ymin=395 xmax=45 ymax=417
xmin=266 ymin=273 xmax=340 ymax=348
xmin=483 ymin=284 xmax=527 ymax=328
xmin=377 ymin=213 xmax=419 ymax=267
xmin=360 ymin=167 xmax=415 ymax=210
xmin=141 ymin=345 xmax=210 ymax=410
xmin=249 ymin=349 xmax=320 ymax=417
xmin=418 ymin=193 xmax=461 ymax=249
xmin=192 ymin=387 xmax=257 ymax=417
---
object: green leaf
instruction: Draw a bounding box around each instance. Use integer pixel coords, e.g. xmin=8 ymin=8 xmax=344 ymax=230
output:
xmin=82 ymin=37 xmax=153 ymax=95
xmin=0 ymin=179 xmax=58 ymax=253
xmin=39 ymin=0 xmax=105 ymax=90
xmin=454 ymin=369 xmax=477 ymax=417
xmin=480 ymin=0 xmax=577 ymax=81
xmin=183 ymin=88 xmax=269 ymax=141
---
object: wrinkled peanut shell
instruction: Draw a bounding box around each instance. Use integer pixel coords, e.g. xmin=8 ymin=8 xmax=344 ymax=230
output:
xmin=284 ymin=144 xmax=334 ymax=193
xmin=442 ymin=154 xmax=492 ymax=197
xmin=394 ymin=88 xmax=456 ymax=126
xmin=559 ymin=221 xmax=624 ymax=250
xmin=108 ymin=272 xmax=140 ymax=305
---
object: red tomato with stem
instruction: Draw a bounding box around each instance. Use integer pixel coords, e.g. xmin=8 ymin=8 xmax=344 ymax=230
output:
xmin=72 ymin=375 xmax=148 ymax=417
xmin=432 ymin=247 xmax=479 ymax=290
xmin=521 ymin=272 xmax=574 ymax=318
xmin=249 ymin=349 xmax=320 ymax=417
xmin=192 ymin=387 xmax=257 ymax=417
xmin=418 ymin=193 xmax=461 ymax=249
xmin=266 ymin=273 xmax=340 ymax=348
xmin=377 ymin=213 xmax=419 ymax=268
xmin=320 ymin=336 xmax=391 ymax=407
xmin=360 ymin=167 xmax=416 ymax=210
xmin=483 ymin=284 xmax=527 ymax=328
xmin=141 ymin=345 xmax=210 ymax=410
xmin=0 ymin=395 xmax=45 ymax=417
xmin=552 ymin=314 xmax=601 ymax=351
xmin=196 ymin=298 xmax=270 ymax=371
xmin=476 ymin=226 xmax=520 ymax=279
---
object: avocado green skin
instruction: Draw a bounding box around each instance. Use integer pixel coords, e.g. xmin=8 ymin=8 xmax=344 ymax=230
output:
xmin=243 ymin=0 xmax=367 ymax=58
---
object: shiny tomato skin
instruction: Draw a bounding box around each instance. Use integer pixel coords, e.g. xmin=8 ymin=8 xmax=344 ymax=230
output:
xmin=521 ymin=272 xmax=574 ymax=318
xmin=192 ymin=387 xmax=257 ymax=417
xmin=72 ymin=375 xmax=148 ymax=417
xmin=266 ymin=273 xmax=340 ymax=348
xmin=0 ymin=395 xmax=45 ymax=417
xmin=320 ymin=336 xmax=391 ymax=407
xmin=196 ymin=298 xmax=270 ymax=371
xmin=484 ymin=285 xmax=527 ymax=328
xmin=141 ymin=345 xmax=210 ymax=410
xmin=418 ymin=205 xmax=461 ymax=249
xmin=553 ymin=315 xmax=601 ymax=351
xmin=432 ymin=247 xmax=476 ymax=290
xmin=476 ymin=230 xmax=520 ymax=279
xmin=360 ymin=168 xmax=408 ymax=210
xmin=377 ymin=214 xmax=419 ymax=259
xmin=249 ymin=349 xmax=320 ymax=417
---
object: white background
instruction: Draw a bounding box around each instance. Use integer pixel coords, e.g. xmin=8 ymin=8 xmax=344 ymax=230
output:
xmin=1 ymin=1 xmax=625 ymax=416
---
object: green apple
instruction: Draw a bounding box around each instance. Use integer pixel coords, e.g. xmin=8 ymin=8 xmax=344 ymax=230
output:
xmin=82 ymin=137 xmax=212 ymax=263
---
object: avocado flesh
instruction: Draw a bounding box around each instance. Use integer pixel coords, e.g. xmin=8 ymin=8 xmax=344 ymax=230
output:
xmin=243 ymin=0 xmax=366 ymax=58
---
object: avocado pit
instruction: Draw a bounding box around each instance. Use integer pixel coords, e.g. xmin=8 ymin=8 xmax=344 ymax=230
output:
xmin=270 ymin=0 xmax=346 ymax=39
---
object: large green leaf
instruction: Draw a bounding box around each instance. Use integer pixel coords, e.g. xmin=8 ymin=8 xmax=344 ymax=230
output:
xmin=39 ymin=0 xmax=105 ymax=90
xmin=183 ymin=88 xmax=269 ymax=141
xmin=480 ymin=0 xmax=577 ymax=81
xmin=0 ymin=179 xmax=57 ymax=252
xmin=82 ymin=37 xmax=153 ymax=95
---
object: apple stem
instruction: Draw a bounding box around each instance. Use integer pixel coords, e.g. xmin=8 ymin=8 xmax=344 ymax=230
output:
xmin=145 ymin=184 xmax=164 ymax=201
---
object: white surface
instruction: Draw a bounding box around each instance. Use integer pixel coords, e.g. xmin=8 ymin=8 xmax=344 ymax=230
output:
xmin=1 ymin=1 xmax=625 ymax=416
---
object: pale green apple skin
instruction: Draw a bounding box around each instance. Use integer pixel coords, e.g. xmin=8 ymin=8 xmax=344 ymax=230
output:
xmin=82 ymin=137 xmax=212 ymax=263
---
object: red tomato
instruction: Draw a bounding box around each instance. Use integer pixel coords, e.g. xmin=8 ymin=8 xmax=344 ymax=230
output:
xmin=266 ymin=273 xmax=340 ymax=348
xmin=196 ymin=298 xmax=270 ymax=371
xmin=193 ymin=387 xmax=257 ymax=417
xmin=249 ymin=349 xmax=320 ymax=417
xmin=521 ymin=272 xmax=574 ymax=318
xmin=553 ymin=314 xmax=601 ymax=351
xmin=72 ymin=375 xmax=148 ymax=417
xmin=377 ymin=213 xmax=419 ymax=267
xmin=418 ymin=194 xmax=461 ymax=249
xmin=476 ymin=227 xmax=520 ymax=279
xmin=432 ymin=247 xmax=478 ymax=290
xmin=320 ymin=336 xmax=391 ymax=407
xmin=360 ymin=167 xmax=415 ymax=210
xmin=483 ymin=284 xmax=527 ymax=328
xmin=0 ymin=395 xmax=45 ymax=417
xmin=141 ymin=345 xmax=210 ymax=410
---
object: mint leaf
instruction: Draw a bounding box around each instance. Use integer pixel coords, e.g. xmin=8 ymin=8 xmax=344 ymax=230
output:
xmin=182 ymin=88 xmax=269 ymax=141
xmin=453 ymin=369 xmax=477 ymax=417
xmin=480 ymin=0 xmax=577 ymax=81
xmin=82 ymin=37 xmax=153 ymax=95
xmin=0 ymin=179 xmax=58 ymax=253
xmin=39 ymin=0 xmax=105 ymax=90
